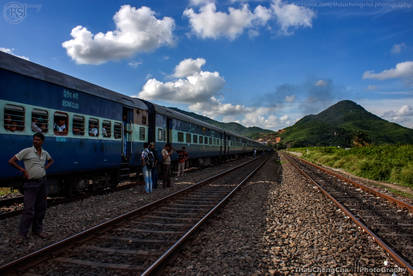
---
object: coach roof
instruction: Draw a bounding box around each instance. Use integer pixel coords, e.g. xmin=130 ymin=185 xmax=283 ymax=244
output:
xmin=0 ymin=52 xmax=147 ymax=110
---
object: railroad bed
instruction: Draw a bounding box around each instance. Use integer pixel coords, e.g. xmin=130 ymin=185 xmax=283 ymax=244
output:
xmin=282 ymin=152 xmax=413 ymax=274
xmin=0 ymin=156 xmax=267 ymax=275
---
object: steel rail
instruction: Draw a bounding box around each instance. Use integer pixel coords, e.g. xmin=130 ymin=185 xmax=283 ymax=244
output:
xmin=285 ymin=152 xmax=413 ymax=213
xmin=0 ymin=157 xmax=260 ymax=274
xmin=141 ymin=156 xmax=268 ymax=275
xmin=0 ymin=195 xmax=24 ymax=207
xmin=281 ymin=152 xmax=413 ymax=275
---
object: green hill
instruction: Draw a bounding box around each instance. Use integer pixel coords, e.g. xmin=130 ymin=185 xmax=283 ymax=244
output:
xmin=280 ymin=100 xmax=413 ymax=147
xmin=169 ymin=107 xmax=275 ymax=139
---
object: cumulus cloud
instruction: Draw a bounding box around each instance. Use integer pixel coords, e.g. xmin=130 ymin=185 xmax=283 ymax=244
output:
xmin=271 ymin=0 xmax=315 ymax=35
xmin=391 ymin=43 xmax=406 ymax=54
xmin=189 ymin=96 xmax=249 ymax=117
xmin=139 ymin=58 xmax=225 ymax=104
xmin=183 ymin=3 xmax=272 ymax=40
xmin=173 ymin=58 xmax=206 ymax=78
xmin=0 ymin=47 xmax=29 ymax=60
xmin=315 ymin=79 xmax=327 ymax=87
xmin=189 ymin=0 xmax=215 ymax=6
xmin=382 ymin=105 xmax=413 ymax=128
xmin=363 ymin=61 xmax=413 ymax=85
xmin=62 ymin=5 xmax=175 ymax=65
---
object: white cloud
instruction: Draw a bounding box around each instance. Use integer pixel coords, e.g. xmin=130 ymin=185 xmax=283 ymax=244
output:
xmin=285 ymin=95 xmax=295 ymax=102
xmin=367 ymin=85 xmax=377 ymax=90
xmin=391 ymin=43 xmax=406 ymax=54
xmin=315 ymin=79 xmax=327 ymax=87
xmin=362 ymin=61 xmax=413 ymax=84
xmin=138 ymin=58 xmax=225 ymax=104
xmin=189 ymin=0 xmax=215 ymax=6
xmin=173 ymin=58 xmax=206 ymax=78
xmin=271 ymin=0 xmax=315 ymax=35
xmin=382 ymin=105 xmax=413 ymax=128
xmin=62 ymin=5 xmax=175 ymax=65
xmin=183 ymin=3 xmax=272 ymax=40
xmin=189 ymin=96 xmax=249 ymax=117
xmin=0 ymin=47 xmax=29 ymax=60
xmin=128 ymin=61 xmax=142 ymax=68
xmin=280 ymin=114 xmax=289 ymax=121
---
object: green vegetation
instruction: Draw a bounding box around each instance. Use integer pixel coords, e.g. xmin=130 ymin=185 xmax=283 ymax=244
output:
xmin=288 ymin=145 xmax=413 ymax=189
xmin=0 ymin=187 xmax=14 ymax=196
xmin=280 ymin=100 xmax=413 ymax=147
xmin=170 ymin=107 xmax=275 ymax=138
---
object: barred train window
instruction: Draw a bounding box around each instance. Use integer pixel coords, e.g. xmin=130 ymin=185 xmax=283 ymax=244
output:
xmin=4 ymin=104 xmax=25 ymax=132
xmin=102 ymin=120 xmax=111 ymax=138
xmin=73 ymin=115 xmax=85 ymax=136
xmin=209 ymin=137 xmax=212 ymax=145
xmin=186 ymin=133 xmax=191 ymax=144
xmin=32 ymin=109 xmax=48 ymax=133
xmin=177 ymin=132 xmax=184 ymax=143
xmin=54 ymin=112 xmax=68 ymax=136
xmin=139 ymin=127 xmax=145 ymax=141
xmin=114 ymin=123 xmax=122 ymax=139
xmin=199 ymin=136 xmax=203 ymax=144
xmin=193 ymin=135 xmax=198 ymax=144
xmin=157 ymin=128 xmax=165 ymax=141
xmin=89 ymin=118 xmax=99 ymax=137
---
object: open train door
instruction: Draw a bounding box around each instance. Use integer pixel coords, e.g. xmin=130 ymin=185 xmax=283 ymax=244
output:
xmin=122 ymin=107 xmax=133 ymax=160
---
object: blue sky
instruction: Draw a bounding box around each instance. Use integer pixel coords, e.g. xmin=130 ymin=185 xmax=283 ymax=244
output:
xmin=1 ymin=0 xmax=413 ymax=130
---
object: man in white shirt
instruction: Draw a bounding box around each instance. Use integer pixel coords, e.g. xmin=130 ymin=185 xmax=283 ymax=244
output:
xmin=8 ymin=133 xmax=54 ymax=241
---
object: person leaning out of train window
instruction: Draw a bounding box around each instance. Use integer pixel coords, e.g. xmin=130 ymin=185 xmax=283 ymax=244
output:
xmin=54 ymin=118 xmax=67 ymax=135
xmin=4 ymin=114 xmax=18 ymax=132
xmin=161 ymin=143 xmax=173 ymax=188
xmin=89 ymin=123 xmax=98 ymax=137
xmin=8 ymin=132 xmax=54 ymax=242
xmin=32 ymin=117 xmax=43 ymax=133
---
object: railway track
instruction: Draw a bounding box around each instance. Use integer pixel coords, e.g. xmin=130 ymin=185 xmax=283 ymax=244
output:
xmin=282 ymin=152 xmax=413 ymax=274
xmin=0 ymin=182 xmax=138 ymax=220
xmin=0 ymin=155 xmax=268 ymax=275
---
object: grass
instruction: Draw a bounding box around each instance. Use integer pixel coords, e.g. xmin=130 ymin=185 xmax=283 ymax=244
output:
xmin=287 ymin=145 xmax=413 ymax=189
xmin=0 ymin=187 xmax=13 ymax=196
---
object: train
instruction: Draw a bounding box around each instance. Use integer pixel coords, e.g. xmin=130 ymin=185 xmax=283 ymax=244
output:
xmin=0 ymin=51 xmax=269 ymax=196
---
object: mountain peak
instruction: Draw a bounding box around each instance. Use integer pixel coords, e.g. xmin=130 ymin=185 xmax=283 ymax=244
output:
xmin=281 ymin=100 xmax=413 ymax=147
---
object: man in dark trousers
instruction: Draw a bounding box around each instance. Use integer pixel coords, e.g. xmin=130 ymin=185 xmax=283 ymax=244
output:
xmin=161 ymin=143 xmax=173 ymax=188
xmin=150 ymin=142 xmax=159 ymax=189
xmin=8 ymin=132 xmax=54 ymax=241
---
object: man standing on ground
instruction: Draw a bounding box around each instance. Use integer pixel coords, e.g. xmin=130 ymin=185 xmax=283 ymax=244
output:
xmin=161 ymin=143 xmax=173 ymax=188
xmin=141 ymin=143 xmax=153 ymax=193
xmin=177 ymin=146 xmax=188 ymax=177
xmin=8 ymin=132 xmax=54 ymax=241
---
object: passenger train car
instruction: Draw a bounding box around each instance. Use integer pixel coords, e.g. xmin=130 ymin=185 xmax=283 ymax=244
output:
xmin=0 ymin=52 xmax=268 ymax=195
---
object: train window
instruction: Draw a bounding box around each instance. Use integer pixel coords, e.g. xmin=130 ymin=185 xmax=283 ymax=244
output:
xmin=114 ymin=123 xmax=122 ymax=139
xmin=193 ymin=135 xmax=198 ymax=144
xmin=73 ymin=115 xmax=85 ymax=136
xmin=54 ymin=112 xmax=68 ymax=136
xmin=139 ymin=127 xmax=145 ymax=140
xmin=102 ymin=120 xmax=111 ymax=138
xmin=4 ymin=104 xmax=25 ymax=132
xmin=88 ymin=118 xmax=99 ymax=137
xmin=177 ymin=132 xmax=184 ymax=143
xmin=209 ymin=137 xmax=212 ymax=145
xmin=186 ymin=133 xmax=191 ymax=144
xmin=157 ymin=128 xmax=164 ymax=141
xmin=199 ymin=136 xmax=203 ymax=144
xmin=31 ymin=109 xmax=48 ymax=133
xmin=142 ymin=115 xmax=147 ymax=125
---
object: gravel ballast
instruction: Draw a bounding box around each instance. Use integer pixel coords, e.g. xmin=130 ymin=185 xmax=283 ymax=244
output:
xmin=163 ymin=154 xmax=405 ymax=275
xmin=0 ymin=157 xmax=254 ymax=266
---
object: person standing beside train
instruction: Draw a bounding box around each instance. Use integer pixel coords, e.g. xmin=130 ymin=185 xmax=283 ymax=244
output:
xmin=8 ymin=132 xmax=54 ymax=241
xmin=141 ymin=143 xmax=154 ymax=193
xmin=177 ymin=146 xmax=188 ymax=177
xmin=161 ymin=143 xmax=173 ymax=188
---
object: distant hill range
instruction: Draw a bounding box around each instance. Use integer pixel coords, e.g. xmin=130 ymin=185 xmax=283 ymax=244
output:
xmin=279 ymin=100 xmax=413 ymax=147
xmin=169 ymin=107 xmax=275 ymax=139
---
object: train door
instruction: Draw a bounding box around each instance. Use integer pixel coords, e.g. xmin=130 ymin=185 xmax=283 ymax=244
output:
xmin=166 ymin=117 xmax=172 ymax=144
xmin=122 ymin=108 xmax=133 ymax=160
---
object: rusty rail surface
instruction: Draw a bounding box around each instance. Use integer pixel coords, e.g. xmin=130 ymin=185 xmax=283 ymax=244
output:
xmin=282 ymin=152 xmax=413 ymax=275
xmin=0 ymin=157 xmax=263 ymax=275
